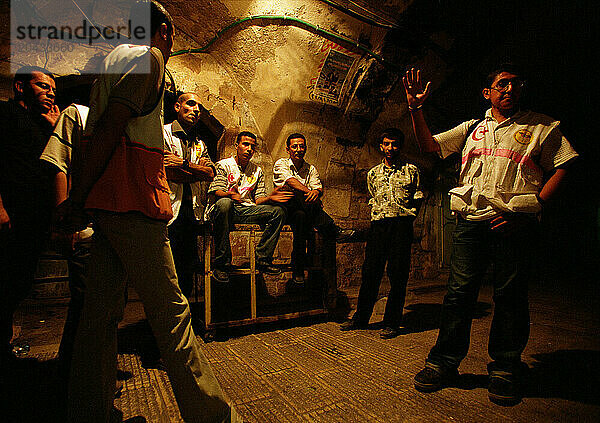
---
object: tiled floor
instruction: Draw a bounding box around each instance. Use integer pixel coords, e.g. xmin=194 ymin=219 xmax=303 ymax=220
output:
xmin=4 ymin=276 xmax=599 ymax=422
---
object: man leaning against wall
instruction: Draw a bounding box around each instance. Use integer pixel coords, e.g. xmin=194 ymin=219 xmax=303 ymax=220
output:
xmin=0 ymin=65 xmax=59 ymax=369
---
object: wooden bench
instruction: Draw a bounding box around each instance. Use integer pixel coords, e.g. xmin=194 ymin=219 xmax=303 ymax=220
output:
xmin=194 ymin=224 xmax=332 ymax=340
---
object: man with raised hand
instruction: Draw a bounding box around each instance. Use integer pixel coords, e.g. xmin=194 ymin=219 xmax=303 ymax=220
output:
xmin=405 ymin=64 xmax=578 ymax=405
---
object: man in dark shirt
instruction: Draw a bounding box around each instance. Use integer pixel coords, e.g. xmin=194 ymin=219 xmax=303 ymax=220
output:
xmin=0 ymin=65 xmax=60 ymax=367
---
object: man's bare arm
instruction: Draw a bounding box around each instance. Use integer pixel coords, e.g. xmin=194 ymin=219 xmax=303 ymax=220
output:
xmin=0 ymin=193 xmax=10 ymax=230
xmin=403 ymin=68 xmax=440 ymax=154
xmin=284 ymin=177 xmax=321 ymax=203
xmin=538 ymin=167 xmax=568 ymax=204
xmin=54 ymin=171 xmax=68 ymax=206
xmin=256 ymin=186 xmax=294 ymax=205
xmin=165 ymin=152 xmax=214 ymax=183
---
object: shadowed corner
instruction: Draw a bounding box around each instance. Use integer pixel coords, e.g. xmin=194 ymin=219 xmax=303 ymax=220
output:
xmin=525 ymin=349 xmax=600 ymax=405
xmin=401 ymin=301 xmax=492 ymax=334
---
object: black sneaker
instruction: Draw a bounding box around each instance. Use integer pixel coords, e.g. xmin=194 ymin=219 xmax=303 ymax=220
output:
xmin=380 ymin=326 xmax=401 ymax=339
xmin=488 ymin=374 xmax=521 ymax=405
xmin=414 ymin=365 xmax=458 ymax=392
xmin=257 ymin=263 xmax=282 ymax=275
xmin=212 ymin=267 xmax=230 ymax=283
xmin=339 ymin=317 xmax=368 ymax=331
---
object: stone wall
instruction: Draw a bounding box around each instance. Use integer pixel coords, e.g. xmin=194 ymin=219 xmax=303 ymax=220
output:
xmin=5 ymin=0 xmax=443 ymax=294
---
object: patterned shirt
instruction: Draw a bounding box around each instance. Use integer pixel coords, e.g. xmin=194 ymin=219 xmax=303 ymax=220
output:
xmin=367 ymin=160 xmax=423 ymax=221
xmin=207 ymin=156 xmax=267 ymax=206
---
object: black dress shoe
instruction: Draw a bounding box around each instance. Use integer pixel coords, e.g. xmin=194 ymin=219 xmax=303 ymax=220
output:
xmin=488 ymin=374 xmax=521 ymax=405
xmin=380 ymin=326 xmax=401 ymax=339
xmin=212 ymin=267 xmax=230 ymax=283
xmin=414 ymin=365 xmax=459 ymax=392
xmin=257 ymin=263 xmax=282 ymax=275
xmin=339 ymin=317 xmax=368 ymax=331
xmin=335 ymin=228 xmax=356 ymax=243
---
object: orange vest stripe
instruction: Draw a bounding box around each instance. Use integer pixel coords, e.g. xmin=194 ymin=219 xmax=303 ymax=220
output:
xmin=85 ymin=136 xmax=173 ymax=221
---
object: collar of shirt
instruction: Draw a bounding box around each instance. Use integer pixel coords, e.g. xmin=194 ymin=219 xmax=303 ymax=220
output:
xmin=171 ymin=120 xmax=195 ymax=144
xmin=288 ymin=158 xmax=307 ymax=173
xmin=485 ymin=108 xmax=526 ymax=126
xmin=380 ymin=158 xmax=405 ymax=171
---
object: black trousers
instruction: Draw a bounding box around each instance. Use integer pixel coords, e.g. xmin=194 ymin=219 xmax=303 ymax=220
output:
xmin=168 ymin=195 xmax=201 ymax=298
xmin=284 ymin=195 xmax=335 ymax=275
xmin=0 ymin=210 xmax=50 ymax=356
xmin=354 ymin=217 xmax=414 ymax=327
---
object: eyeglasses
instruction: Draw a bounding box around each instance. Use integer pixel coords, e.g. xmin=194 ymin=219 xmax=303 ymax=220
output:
xmin=490 ymin=78 xmax=525 ymax=93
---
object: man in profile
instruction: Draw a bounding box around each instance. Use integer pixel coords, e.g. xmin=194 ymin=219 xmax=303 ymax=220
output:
xmin=57 ymin=1 xmax=240 ymax=421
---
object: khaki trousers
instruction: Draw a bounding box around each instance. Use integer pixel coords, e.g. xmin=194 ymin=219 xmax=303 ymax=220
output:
xmin=68 ymin=211 xmax=239 ymax=423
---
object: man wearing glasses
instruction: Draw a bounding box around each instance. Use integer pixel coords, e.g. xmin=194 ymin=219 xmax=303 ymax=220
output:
xmin=404 ymin=64 xmax=578 ymax=404
xmin=0 ymin=66 xmax=60 ymax=368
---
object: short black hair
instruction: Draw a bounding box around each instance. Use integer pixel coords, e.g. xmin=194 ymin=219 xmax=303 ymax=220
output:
xmin=13 ymin=66 xmax=55 ymax=96
xmin=236 ymin=131 xmax=257 ymax=144
xmin=485 ymin=63 xmax=523 ymax=88
xmin=380 ymin=128 xmax=404 ymax=147
xmin=130 ymin=0 xmax=173 ymax=38
xmin=286 ymin=133 xmax=306 ymax=147
xmin=176 ymin=92 xmax=197 ymax=104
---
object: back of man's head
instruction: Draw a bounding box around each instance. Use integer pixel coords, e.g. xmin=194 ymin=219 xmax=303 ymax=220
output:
xmin=130 ymin=0 xmax=173 ymax=38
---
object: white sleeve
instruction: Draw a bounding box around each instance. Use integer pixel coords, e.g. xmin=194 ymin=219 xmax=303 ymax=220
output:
xmin=273 ymin=158 xmax=292 ymax=187
xmin=433 ymin=119 xmax=478 ymax=159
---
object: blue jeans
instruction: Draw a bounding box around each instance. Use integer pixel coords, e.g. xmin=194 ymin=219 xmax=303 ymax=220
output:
xmin=427 ymin=214 xmax=537 ymax=376
xmin=211 ymin=198 xmax=286 ymax=268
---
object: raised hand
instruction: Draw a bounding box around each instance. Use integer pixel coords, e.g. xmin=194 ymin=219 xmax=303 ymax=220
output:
xmin=403 ymin=68 xmax=432 ymax=109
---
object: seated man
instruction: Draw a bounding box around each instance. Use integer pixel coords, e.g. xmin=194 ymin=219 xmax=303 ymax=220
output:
xmin=273 ymin=133 xmax=354 ymax=284
xmin=206 ymin=131 xmax=292 ymax=283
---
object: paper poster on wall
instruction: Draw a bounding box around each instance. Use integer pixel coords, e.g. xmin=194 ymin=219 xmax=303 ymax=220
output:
xmin=309 ymin=41 xmax=358 ymax=106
